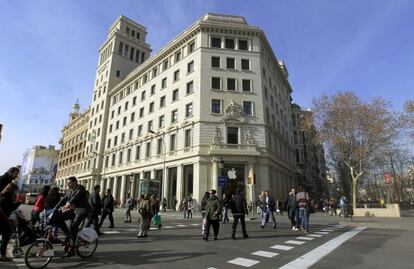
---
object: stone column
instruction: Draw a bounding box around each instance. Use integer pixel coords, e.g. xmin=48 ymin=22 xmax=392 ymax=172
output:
xmin=113 ymin=176 xmax=119 ymax=204
xmin=131 ymin=174 xmax=137 ymax=199
xmin=211 ymin=158 xmax=219 ymax=191
xmin=162 ymin=167 xmax=169 ymax=201
xmin=120 ymin=174 xmax=127 ymax=207
xmin=176 ymin=165 xmax=183 ymax=210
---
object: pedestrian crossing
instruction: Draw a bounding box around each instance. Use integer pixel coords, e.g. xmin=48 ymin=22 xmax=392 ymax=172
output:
xmin=204 ymin=224 xmax=351 ymax=268
xmin=101 ymin=222 xmax=202 ymax=234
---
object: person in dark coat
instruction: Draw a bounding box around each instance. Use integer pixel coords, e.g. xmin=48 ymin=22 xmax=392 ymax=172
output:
xmin=285 ymin=188 xmax=298 ymax=230
xmin=203 ymin=189 xmax=221 ymax=241
xmin=54 ymin=176 xmax=91 ymax=256
xmin=200 ymin=191 xmax=210 ymax=236
xmin=86 ymin=185 xmax=102 ymax=235
xmin=99 ymin=188 xmax=115 ymax=228
xmin=0 ymin=167 xmax=20 ymax=192
xmin=260 ymin=190 xmax=277 ymax=229
xmin=0 ymin=183 xmax=21 ymax=261
xmin=230 ymin=188 xmax=249 ymax=239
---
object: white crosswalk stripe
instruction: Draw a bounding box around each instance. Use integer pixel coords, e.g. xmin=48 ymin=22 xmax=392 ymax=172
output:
xmin=296 ymin=236 xmax=315 ymax=241
xmin=227 ymin=257 xmax=260 ymax=267
xmin=270 ymin=244 xmax=294 ymax=251
xmin=315 ymin=231 xmax=329 ymax=235
xmin=308 ymin=234 xmax=323 ymax=237
xmin=285 ymin=240 xmax=306 ymax=245
xmin=251 ymin=250 xmax=279 ymax=258
xmin=321 ymin=229 xmax=334 ymax=232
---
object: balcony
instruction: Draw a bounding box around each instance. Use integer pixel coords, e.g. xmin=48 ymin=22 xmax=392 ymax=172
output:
xmin=209 ymin=143 xmax=260 ymax=156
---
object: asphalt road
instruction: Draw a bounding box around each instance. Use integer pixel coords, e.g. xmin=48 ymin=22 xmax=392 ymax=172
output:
xmin=2 ymin=206 xmax=413 ymax=269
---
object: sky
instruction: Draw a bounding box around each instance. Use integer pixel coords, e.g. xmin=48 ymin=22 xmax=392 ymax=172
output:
xmin=1 ymin=0 xmax=413 ymax=173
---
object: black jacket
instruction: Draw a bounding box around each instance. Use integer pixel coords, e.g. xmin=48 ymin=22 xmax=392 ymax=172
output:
xmin=261 ymin=195 xmax=276 ymax=211
xmin=57 ymin=184 xmax=91 ymax=211
xmin=285 ymin=193 xmax=297 ymax=210
xmin=89 ymin=191 xmax=102 ymax=215
xmin=102 ymin=194 xmax=114 ymax=212
xmin=0 ymin=192 xmax=21 ymax=220
xmin=0 ymin=173 xmax=13 ymax=192
xmin=230 ymin=193 xmax=248 ymax=215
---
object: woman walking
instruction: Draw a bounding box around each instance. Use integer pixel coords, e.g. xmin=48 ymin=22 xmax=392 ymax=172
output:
xmin=31 ymin=185 xmax=50 ymax=226
xmin=200 ymin=191 xmax=210 ymax=236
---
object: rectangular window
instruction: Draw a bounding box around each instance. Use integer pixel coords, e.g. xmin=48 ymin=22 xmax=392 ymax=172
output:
xmin=243 ymin=101 xmax=253 ymax=116
xmin=111 ymin=153 xmax=116 ymax=166
xmin=170 ymin=134 xmax=176 ymax=151
xmin=125 ymin=101 xmax=129 ymax=111
xmin=141 ymin=91 xmax=146 ymax=101
xmin=163 ymin=60 xmax=168 ymax=71
xmin=160 ymin=95 xmax=166 ymax=107
xmin=129 ymin=128 xmax=133 ymax=140
xmin=242 ymin=79 xmax=252 ymax=92
xmin=188 ymin=42 xmax=195 ymax=53
xmin=239 ymin=40 xmax=248 ymax=50
xmin=211 ymin=77 xmax=221 ymax=90
xmin=130 ymin=47 xmax=135 ymax=60
xmin=211 ymin=37 xmax=221 ymax=48
xmin=109 ymin=124 xmax=113 ymax=133
xmin=114 ymin=136 xmax=118 ymax=146
xmin=226 ymin=58 xmax=235 ymax=69
xmin=127 ymin=148 xmax=131 ymax=162
xmin=118 ymin=42 xmax=124 ymax=55
xmin=138 ymin=125 xmax=143 ymax=136
xmin=124 ymin=45 xmax=129 ymax=57
xmin=171 ymin=110 xmax=178 ymax=123
xmin=172 ymin=89 xmax=179 ymax=102
xmin=123 ymin=116 xmax=127 ymax=126
xmin=186 ymin=103 xmax=193 ymax=117
xmin=175 ymin=51 xmax=181 ymax=62
xmin=116 ymin=121 xmax=119 ymax=130
xmin=161 ymin=78 xmax=167 ymax=88
xmin=147 ymin=120 xmax=153 ymax=132
xmin=225 ymin=38 xmax=235 ymax=49
xmin=116 ymin=70 xmax=120 ymax=77
xmin=173 ymin=69 xmax=180 ymax=81
xmin=211 ymin=56 xmax=220 ymax=68
xmin=111 ymin=110 xmax=114 ymax=119
xmin=105 ymin=155 xmax=109 ymax=168
xmin=187 ymin=61 xmax=194 ymax=73
xmin=151 ymin=84 xmax=156 ymax=95
xmin=184 ymin=129 xmax=192 ymax=147
xmin=132 ymin=96 xmax=137 ymax=106
xmin=157 ymin=139 xmax=163 ymax=154
xmin=139 ymin=107 xmax=144 ymax=118
xmin=145 ymin=142 xmax=151 ymax=157
xmin=227 ymin=78 xmax=236 ymax=91
xmin=135 ymin=145 xmax=141 ymax=160
xmin=211 ymin=99 xmax=221 ymax=113
xmin=159 ymin=115 xmax=165 ymax=128
xmin=135 ymin=50 xmax=140 ymax=63
xmin=149 ymin=102 xmax=154 ymax=113
xmin=131 ymin=112 xmax=135 ymax=122
xmin=227 ymin=127 xmax=239 ymax=144
xmin=121 ymin=132 xmax=125 ymax=143
xmin=107 ymin=138 xmax=111 ymax=148
xmin=152 ymin=67 xmax=158 ymax=78
xmin=241 ymin=59 xmax=250 ymax=70
xmin=186 ymin=81 xmax=193 ymax=94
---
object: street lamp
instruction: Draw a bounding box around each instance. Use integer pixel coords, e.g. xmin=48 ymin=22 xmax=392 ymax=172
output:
xmin=218 ymin=157 xmax=224 ymax=197
xmin=149 ymin=130 xmax=166 ymax=202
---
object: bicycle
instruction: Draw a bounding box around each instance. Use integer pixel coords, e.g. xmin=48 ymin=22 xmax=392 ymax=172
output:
xmin=24 ymin=210 xmax=99 ymax=269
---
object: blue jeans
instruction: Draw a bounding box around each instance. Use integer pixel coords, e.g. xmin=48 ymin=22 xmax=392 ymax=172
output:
xmin=261 ymin=208 xmax=276 ymax=227
xmin=221 ymin=207 xmax=229 ymax=223
xmin=298 ymin=208 xmax=309 ymax=231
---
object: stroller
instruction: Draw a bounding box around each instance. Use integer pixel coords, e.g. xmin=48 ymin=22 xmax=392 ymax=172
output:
xmin=8 ymin=209 xmax=38 ymax=257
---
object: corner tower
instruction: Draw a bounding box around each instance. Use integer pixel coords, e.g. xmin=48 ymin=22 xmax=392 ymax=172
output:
xmin=80 ymin=16 xmax=151 ymax=190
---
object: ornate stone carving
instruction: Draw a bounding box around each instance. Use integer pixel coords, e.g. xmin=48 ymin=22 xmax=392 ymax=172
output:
xmin=244 ymin=129 xmax=254 ymax=144
xmin=221 ymin=100 xmax=245 ymax=122
xmin=212 ymin=126 xmax=223 ymax=144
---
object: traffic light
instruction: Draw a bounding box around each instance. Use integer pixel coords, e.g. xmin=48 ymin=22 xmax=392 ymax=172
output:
xmin=253 ymin=173 xmax=257 ymax=185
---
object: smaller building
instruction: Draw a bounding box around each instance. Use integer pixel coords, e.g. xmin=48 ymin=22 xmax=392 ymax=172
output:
xmin=291 ymin=103 xmax=328 ymax=200
xmin=55 ymin=102 xmax=90 ymax=189
xmin=18 ymin=145 xmax=59 ymax=193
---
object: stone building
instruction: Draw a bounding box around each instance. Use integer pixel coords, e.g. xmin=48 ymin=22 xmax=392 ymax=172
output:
xmin=77 ymin=13 xmax=298 ymax=207
xmin=55 ymin=101 xmax=90 ymax=189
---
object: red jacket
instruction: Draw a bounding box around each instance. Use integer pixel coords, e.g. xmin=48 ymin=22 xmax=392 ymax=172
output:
xmin=33 ymin=194 xmax=46 ymax=212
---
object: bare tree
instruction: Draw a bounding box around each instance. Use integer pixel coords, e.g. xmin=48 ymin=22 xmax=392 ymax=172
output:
xmin=313 ymin=92 xmax=405 ymax=207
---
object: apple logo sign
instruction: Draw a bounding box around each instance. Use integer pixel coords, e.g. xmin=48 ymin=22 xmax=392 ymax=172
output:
xmin=227 ymin=168 xmax=237 ymax=179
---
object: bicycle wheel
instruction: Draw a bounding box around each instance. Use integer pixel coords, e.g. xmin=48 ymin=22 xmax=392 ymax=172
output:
xmin=24 ymin=240 xmax=54 ymax=269
xmin=76 ymin=237 xmax=98 ymax=258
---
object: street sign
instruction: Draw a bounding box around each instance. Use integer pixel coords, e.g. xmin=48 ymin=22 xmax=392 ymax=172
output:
xmin=218 ymin=176 xmax=227 ymax=187
xmin=384 ymin=172 xmax=393 ymax=184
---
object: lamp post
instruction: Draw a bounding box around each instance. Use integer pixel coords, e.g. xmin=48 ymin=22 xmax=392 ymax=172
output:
xmin=149 ymin=130 xmax=166 ymax=203
xmin=218 ymin=157 xmax=224 ymax=198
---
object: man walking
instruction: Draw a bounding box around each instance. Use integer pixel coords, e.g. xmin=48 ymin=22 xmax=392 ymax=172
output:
xmin=86 ymin=185 xmax=103 ymax=235
xmin=260 ymin=190 xmax=277 ymax=229
xmin=125 ymin=193 xmax=134 ymax=223
xmin=230 ymin=188 xmax=248 ymax=240
xmin=221 ymin=194 xmax=230 ymax=224
xmin=99 ymin=189 xmax=115 ymax=228
xmin=296 ymin=186 xmax=310 ymax=233
xmin=137 ymin=194 xmax=151 ymax=238
xmin=285 ymin=188 xmax=298 ymax=230
xmin=203 ymin=189 xmax=221 ymax=241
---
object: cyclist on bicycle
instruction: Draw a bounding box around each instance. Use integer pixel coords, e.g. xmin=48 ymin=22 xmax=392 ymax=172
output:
xmin=54 ymin=176 xmax=91 ymax=257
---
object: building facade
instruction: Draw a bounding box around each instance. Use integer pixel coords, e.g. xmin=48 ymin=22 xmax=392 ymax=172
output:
xmin=55 ymin=102 xmax=90 ymax=189
xmin=291 ymin=103 xmax=327 ymax=200
xmin=78 ymin=14 xmax=298 ymax=207
xmin=18 ymin=145 xmax=59 ymax=193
